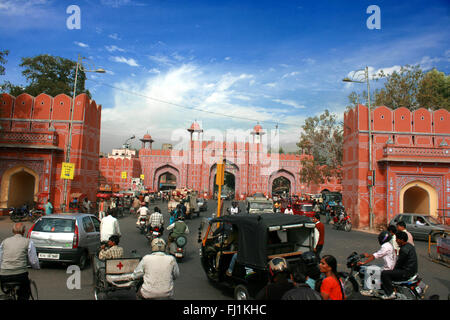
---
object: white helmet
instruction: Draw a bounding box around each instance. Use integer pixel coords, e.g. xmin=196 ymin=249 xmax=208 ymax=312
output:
xmin=151 ymin=238 xmax=166 ymax=252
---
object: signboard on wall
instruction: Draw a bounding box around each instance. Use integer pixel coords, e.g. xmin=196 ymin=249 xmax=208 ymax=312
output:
xmin=61 ymin=162 xmax=75 ymax=180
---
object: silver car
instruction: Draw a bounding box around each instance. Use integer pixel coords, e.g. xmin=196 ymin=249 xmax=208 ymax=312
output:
xmin=389 ymin=213 xmax=450 ymax=242
xmin=28 ymin=213 xmax=101 ymax=269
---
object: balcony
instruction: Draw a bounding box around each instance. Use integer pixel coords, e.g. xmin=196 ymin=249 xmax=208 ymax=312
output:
xmin=379 ymin=146 xmax=450 ymax=164
xmin=0 ymin=131 xmax=62 ymax=151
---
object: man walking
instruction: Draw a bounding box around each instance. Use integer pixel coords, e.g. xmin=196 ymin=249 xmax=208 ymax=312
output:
xmin=313 ymin=214 xmax=325 ymax=259
xmin=0 ymin=223 xmax=40 ymax=300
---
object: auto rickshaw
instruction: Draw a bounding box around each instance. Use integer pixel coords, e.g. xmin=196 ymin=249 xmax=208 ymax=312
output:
xmin=198 ymin=213 xmax=317 ymax=300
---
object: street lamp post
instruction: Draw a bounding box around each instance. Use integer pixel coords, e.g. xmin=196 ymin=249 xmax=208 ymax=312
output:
xmin=61 ymin=54 xmax=105 ymax=211
xmin=343 ymin=66 xmax=375 ymax=230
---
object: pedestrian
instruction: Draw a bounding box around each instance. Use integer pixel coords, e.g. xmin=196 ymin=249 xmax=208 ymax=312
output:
xmin=318 ymin=255 xmax=345 ymax=300
xmin=284 ymin=204 xmax=293 ymax=215
xmin=44 ymin=198 xmax=53 ymax=215
xmin=83 ymin=198 xmax=91 ymax=214
xmin=144 ymin=194 xmax=150 ymax=207
xmin=98 ymin=198 xmax=107 ymax=221
xmin=100 ymin=210 xmax=121 ymax=243
xmin=396 ymin=221 xmax=414 ymax=246
xmin=281 ymin=271 xmax=322 ymax=300
xmin=255 ymin=257 xmax=295 ymax=300
xmin=130 ymin=238 xmax=179 ymax=300
xmin=312 ymin=213 xmax=324 ymax=259
xmin=0 ymin=223 xmax=40 ymax=300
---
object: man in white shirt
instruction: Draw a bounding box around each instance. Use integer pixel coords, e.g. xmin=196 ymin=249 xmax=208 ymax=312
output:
xmin=136 ymin=202 xmax=150 ymax=226
xmin=131 ymin=238 xmax=179 ymax=300
xmin=284 ymin=205 xmax=293 ymax=215
xmin=358 ymin=231 xmax=397 ymax=271
xmin=100 ymin=211 xmax=121 ymax=243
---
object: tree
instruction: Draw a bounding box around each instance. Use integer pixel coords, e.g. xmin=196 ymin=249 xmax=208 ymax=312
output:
xmin=1 ymin=54 xmax=90 ymax=98
xmin=0 ymin=49 xmax=9 ymax=76
xmin=417 ymin=68 xmax=450 ymax=111
xmin=297 ymin=109 xmax=343 ymax=185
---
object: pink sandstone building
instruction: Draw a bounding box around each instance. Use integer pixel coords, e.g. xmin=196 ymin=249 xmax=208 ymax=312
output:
xmin=0 ymin=93 xmax=101 ymax=211
xmin=343 ymin=105 xmax=450 ymax=228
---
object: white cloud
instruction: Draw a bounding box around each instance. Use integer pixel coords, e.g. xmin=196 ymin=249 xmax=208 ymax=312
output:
xmin=148 ymin=54 xmax=172 ymax=65
xmin=224 ymin=57 xmax=231 ymax=61
xmin=265 ymin=82 xmax=277 ymax=88
xmin=74 ymin=41 xmax=89 ymax=48
xmin=148 ymin=68 xmax=161 ymax=74
xmin=105 ymin=45 xmax=125 ymax=52
xmin=281 ymin=71 xmax=300 ymax=79
xmin=108 ymin=33 xmax=121 ymax=40
xmin=100 ymin=64 xmax=304 ymax=153
xmin=110 ymin=56 xmax=139 ymax=67
xmin=273 ymin=99 xmax=305 ymax=109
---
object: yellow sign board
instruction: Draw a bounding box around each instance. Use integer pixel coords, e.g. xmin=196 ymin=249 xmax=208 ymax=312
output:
xmin=61 ymin=162 xmax=75 ymax=180
xmin=121 ymin=171 xmax=127 ymax=179
xmin=140 ymin=174 xmax=145 ymax=180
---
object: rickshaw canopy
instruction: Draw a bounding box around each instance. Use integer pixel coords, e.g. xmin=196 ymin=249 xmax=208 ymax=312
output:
xmin=210 ymin=213 xmax=315 ymax=270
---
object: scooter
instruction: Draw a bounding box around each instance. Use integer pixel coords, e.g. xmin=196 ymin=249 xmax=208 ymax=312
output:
xmin=342 ymin=251 xmax=428 ymax=300
xmin=168 ymin=235 xmax=187 ymax=262
xmin=146 ymin=226 xmax=163 ymax=244
xmin=137 ymin=216 xmax=147 ymax=234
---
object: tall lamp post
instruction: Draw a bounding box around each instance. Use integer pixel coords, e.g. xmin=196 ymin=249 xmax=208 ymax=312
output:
xmin=62 ymin=54 xmax=105 ymax=211
xmin=343 ymin=66 xmax=375 ymax=230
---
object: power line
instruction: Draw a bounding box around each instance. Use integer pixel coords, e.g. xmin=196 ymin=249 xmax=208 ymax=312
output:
xmin=87 ymin=78 xmax=300 ymax=128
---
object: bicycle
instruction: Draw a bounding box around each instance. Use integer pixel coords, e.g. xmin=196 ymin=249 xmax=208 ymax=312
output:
xmin=0 ymin=279 xmax=38 ymax=300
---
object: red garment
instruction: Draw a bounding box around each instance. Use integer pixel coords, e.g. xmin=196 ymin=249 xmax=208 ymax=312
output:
xmin=316 ymin=222 xmax=325 ymax=246
xmin=320 ymin=276 xmax=343 ymax=300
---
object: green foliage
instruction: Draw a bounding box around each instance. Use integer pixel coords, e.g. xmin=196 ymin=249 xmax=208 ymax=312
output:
xmin=297 ymin=109 xmax=343 ymax=185
xmin=348 ymin=65 xmax=449 ymax=111
xmin=1 ymin=53 xmax=91 ymax=98
xmin=0 ymin=49 xmax=9 ymax=76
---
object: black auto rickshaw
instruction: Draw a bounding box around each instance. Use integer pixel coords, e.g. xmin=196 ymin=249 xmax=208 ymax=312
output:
xmin=198 ymin=213 xmax=317 ymax=300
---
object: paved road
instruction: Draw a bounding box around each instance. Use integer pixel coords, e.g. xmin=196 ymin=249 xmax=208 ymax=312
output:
xmin=0 ymin=201 xmax=448 ymax=300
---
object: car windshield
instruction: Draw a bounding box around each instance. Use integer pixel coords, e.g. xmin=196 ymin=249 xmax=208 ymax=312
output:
xmin=300 ymin=205 xmax=313 ymax=211
xmin=425 ymin=216 xmax=442 ymax=225
xmin=250 ymin=202 xmax=272 ymax=210
xmin=33 ymin=218 xmax=75 ymax=233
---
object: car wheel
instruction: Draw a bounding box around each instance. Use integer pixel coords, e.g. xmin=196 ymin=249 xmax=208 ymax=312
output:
xmin=234 ymin=285 xmax=251 ymax=300
xmin=78 ymin=250 xmax=89 ymax=270
xmin=430 ymin=232 xmax=443 ymax=243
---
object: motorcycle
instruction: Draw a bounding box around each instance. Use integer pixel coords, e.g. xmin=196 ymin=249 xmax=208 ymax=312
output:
xmin=137 ymin=216 xmax=147 ymax=234
xmin=146 ymin=226 xmax=163 ymax=244
xmin=168 ymin=235 xmax=187 ymax=262
xmin=9 ymin=206 xmax=33 ymax=222
xmin=333 ymin=209 xmax=352 ymax=232
xmin=342 ymin=251 xmax=428 ymax=300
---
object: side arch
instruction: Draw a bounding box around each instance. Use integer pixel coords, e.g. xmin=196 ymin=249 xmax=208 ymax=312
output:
xmin=399 ymin=180 xmax=438 ymax=217
xmin=1 ymin=165 xmax=40 ymax=208
xmin=267 ymin=169 xmax=296 ymax=197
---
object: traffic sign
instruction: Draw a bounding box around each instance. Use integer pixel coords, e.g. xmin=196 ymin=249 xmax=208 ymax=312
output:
xmin=61 ymin=162 xmax=75 ymax=180
xmin=121 ymin=171 xmax=127 ymax=179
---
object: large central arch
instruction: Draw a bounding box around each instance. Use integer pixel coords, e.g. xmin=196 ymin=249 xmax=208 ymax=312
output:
xmin=268 ymin=169 xmax=296 ymax=197
xmin=209 ymin=160 xmax=240 ymax=199
xmin=152 ymin=164 xmax=181 ymax=191
xmin=1 ymin=165 xmax=39 ymax=208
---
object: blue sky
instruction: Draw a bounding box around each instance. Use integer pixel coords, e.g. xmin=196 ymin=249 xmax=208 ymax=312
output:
xmin=0 ymin=0 xmax=449 ymax=152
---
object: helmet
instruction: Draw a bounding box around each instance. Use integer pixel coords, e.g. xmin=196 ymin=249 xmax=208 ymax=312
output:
xmin=268 ymin=257 xmax=289 ymax=277
xmin=378 ymin=230 xmax=392 ymax=245
xmin=301 ymin=251 xmax=318 ymax=266
xmin=151 ymin=238 xmax=166 ymax=252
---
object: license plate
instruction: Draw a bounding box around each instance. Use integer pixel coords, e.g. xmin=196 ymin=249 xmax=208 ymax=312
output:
xmin=38 ymin=253 xmax=60 ymax=260
xmin=175 ymin=253 xmax=183 ymax=257
xmin=153 ymin=232 xmax=159 ymax=236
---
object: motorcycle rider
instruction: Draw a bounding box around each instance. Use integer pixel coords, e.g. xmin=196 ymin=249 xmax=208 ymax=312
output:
xmin=136 ymin=202 xmax=150 ymax=227
xmin=148 ymin=206 xmax=164 ymax=234
xmin=284 ymin=205 xmax=293 ymax=215
xmin=380 ymin=231 xmax=418 ymax=300
xmin=166 ymin=216 xmax=189 ymax=249
xmin=229 ymin=202 xmax=240 ymax=215
xmin=130 ymin=238 xmax=179 ymax=300
xmin=0 ymin=223 xmax=40 ymax=300
xmin=358 ymin=231 xmax=397 ymax=271
xmin=255 ymin=257 xmax=295 ymax=300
